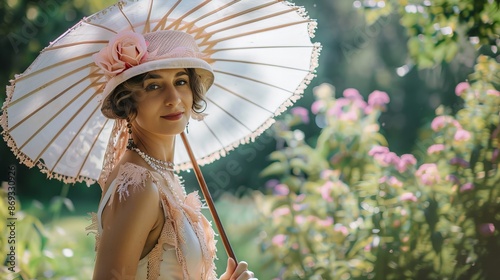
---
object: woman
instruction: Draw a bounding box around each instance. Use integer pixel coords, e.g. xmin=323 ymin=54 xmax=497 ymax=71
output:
xmin=89 ymin=30 xmax=255 ymax=279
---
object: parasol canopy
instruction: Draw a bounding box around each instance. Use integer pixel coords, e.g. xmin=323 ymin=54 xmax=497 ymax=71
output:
xmin=1 ymin=0 xmax=320 ymax=186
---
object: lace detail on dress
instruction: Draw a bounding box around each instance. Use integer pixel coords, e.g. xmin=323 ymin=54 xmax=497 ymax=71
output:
xmin=112 ymin=162 xmax=155 ymax=205
xmin=89 ymin=162 xmax=217 ymax=279
xmin=183 ymin=191 xmax=218 ymax=279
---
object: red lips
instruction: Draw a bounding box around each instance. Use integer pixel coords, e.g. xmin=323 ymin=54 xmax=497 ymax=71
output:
xmin=161 ymin=112 xmax=183 ymax=121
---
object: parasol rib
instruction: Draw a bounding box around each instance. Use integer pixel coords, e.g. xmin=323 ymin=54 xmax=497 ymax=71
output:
xmin=49 ymin=101 xmax=102 ymax=175
xmin=6 ymin=63 xmax=98 ymax=108
xmin=15 ymin=53 xmax=95 ymax=82
xmin=75 ymin=116 xmax=110 ymax=180
xmin=212 ymin=45 xmax=316 ymax=52
xmin=18 ymin=82 xmax=100 ymax=162
xmin=184 ymin=0 xmax=241 ymax=35
xmin=43 ymin=40 xmax=108 ymax=52
xmin=143 ymin=0 xmax=154 ymax=33
xmin=205 ymin=96 xmax=255 ymax=133
xmin=214 ymin=70 xmax=293 ymax=94
xmin=8 ymin=68 xmax=103 ymax=131
xmin=119 ymin=0 xmax=136 ymax=32
xmin=203 ymin=7 xmax=299 ymax=41
xmin=82 ymin=21 xmax=118 ymax=35
xmin=165 ymin=0 xmax=212 ymax=31
xmin=213 ymin=83 xmax=274 ymax=114
xmin=152 ymin=0 xmax=182 ymax=32
xmin=213 ymin=58 xmax=311 ymax=72
xmin=200 ymin=19 xmax=310 ymax=48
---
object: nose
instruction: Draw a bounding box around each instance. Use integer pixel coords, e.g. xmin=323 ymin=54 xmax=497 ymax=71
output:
xmin=163 ymin=86 xmax=181 ymax=106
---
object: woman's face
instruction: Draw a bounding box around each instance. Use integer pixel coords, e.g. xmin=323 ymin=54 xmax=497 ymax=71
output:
xmin=133 ymin=68 xmax=193 ymax=136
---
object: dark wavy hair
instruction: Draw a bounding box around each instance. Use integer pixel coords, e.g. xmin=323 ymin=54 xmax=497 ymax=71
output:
xmin=106 ymin=68 xmax=206 ymax=120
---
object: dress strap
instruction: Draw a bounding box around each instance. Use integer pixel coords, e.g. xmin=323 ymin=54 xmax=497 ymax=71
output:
xmin=96 ymin=180 xmax=118 ymax=232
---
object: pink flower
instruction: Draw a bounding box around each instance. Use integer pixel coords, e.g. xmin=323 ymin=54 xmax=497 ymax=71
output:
xmin=295 ymin=215 xmax=306 ymax=225
xmin=265 ymin=179 xmax=280 ymax=189
xmin=291 ymin=107 xmax=309 ymax=124
xmin=367 ymin=90 xmax=390 ymax=109
xmin=343 ymin=88 xmax=363 ymax=100
xmin=431 ymin=116 xmax=453 ymax=132
xmin=388 ymin=176 xmax=403 ymax=188
xmin=93 ymin=30 xmax=149 ymax=77
xmin=454 ymin=129 xmax=471 ymax=142
xmin=272 ymin=207 xmax=291 ymax=217
xmin=486 ymin=89 xmax=500 ymax=96
xmin=479 ymin=223 xmax=495 ymax=237
xmin=317 ymin=217 xmax=334 ymax=227
xmin=455 ymin=82 xmax=470 ymax=96
xmin=493 ymin=149 xmax=499 ymax=162
xmin=400 ymin=192 xmax=417 ymax=202
xmin=319 ymin=181 xmax=334 ymax=202
xmin=272 ymin=234 xmax=287 ymax=247
xmin=374 ymin=152 xmax=400 ymax=167
xmin=293 ymin=204 xmax=307 ymax=212
xmin=415 ymin=163 xmax=440 ymax=186
xmin=311 ymin=100 xmax=325 ymax=114
xmin=446 ymin=174 xmax=460 ymax=185
xmin=459 ymin=182 xmax=474 ymax=193
xmin=334 ymin=224 xmax=349 ymax=236
xmin=339 ymin=108 xmax=359 ymax=121
xmin=327 ymin=98 xmax=350 ymax=117
xmin=273 ymin=184 xmax=290 ymax=196
xmin=449 ymin=157 xmax=469 ymax=168
xmin=397 ymin=154 xmax=417 ymax=173
xmin=427 ymin=144 xmax=445 ymax=155
xmin=379 ymin=176 xmax=403 ymax=187
xmin=368 ymin=146 xmax=390 ymax=156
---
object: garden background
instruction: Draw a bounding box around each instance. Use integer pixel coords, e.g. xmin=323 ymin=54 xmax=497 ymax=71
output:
xmin=1 ymin=0 xmax=499 ymax=279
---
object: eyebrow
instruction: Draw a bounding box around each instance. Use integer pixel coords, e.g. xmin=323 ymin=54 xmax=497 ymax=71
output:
xmin=144 ymin=71 xmax=188 ymax=81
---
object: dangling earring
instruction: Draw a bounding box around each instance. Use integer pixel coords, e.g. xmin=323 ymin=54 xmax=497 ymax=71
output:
xmin=126 ymin=117 xmax=135 ymax=150
xmin=185 ymin=121 xmax=190 ymax=134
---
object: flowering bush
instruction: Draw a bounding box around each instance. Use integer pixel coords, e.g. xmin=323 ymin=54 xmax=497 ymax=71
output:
xmin=256 ymin=55 xmax=499 ymax=279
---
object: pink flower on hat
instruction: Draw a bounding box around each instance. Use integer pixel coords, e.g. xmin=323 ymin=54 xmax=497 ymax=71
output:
xmin=93 ymin=30 xmax=149 ymax=77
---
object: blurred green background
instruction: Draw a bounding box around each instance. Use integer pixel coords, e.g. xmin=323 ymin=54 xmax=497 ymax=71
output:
xmin=1 ymin=0 xmax=499 ymax=279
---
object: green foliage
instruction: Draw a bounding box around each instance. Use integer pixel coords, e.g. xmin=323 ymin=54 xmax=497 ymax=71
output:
xmin=257 ymin=55 xmax=499 ymax=279
xmin=356 ymin=0 xmax=500 ymax=68
xmin=0 ymin=184 xmax=94 ymax=279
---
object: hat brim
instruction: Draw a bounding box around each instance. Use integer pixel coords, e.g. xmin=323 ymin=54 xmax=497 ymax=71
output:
xmin=100 ymin=57 xmax=214 ymax=119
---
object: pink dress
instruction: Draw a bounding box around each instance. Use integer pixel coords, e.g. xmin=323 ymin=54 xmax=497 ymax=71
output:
xmin=88 ymin=163 xmax=217 ymax=279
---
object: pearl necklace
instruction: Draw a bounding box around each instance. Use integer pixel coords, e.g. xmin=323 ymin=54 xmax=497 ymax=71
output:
xmin=131 ymin=147 xmax=184 ymax=204
xmin=131 ymin=147 xmax=175 ymax=171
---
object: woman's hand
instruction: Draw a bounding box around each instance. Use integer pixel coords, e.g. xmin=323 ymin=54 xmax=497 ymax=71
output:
xmin=219 ymin=258 xmax=256 ymax=280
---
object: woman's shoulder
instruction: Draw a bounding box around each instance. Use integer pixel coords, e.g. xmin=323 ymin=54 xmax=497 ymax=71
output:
xmin=108 ymin=161 xmax=160 ymax=204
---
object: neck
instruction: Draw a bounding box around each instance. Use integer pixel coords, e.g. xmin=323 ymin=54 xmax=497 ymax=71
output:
xmin=130 ymin=122 xmax=176 ymax=162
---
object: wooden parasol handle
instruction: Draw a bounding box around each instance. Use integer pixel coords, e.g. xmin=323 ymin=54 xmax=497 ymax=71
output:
xmin=180 ymin=132 xmax=237 ymax=262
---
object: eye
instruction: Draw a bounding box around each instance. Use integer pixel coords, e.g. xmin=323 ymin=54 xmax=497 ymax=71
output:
xmin=175 ymin=79 xmax=189 ymax=86
xmin=145 ymin=83 xmax=160 ymax=91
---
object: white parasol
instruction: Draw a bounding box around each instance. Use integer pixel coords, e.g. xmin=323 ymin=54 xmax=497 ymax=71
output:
xmin=1 ymin=0 xmax=320 ymax=260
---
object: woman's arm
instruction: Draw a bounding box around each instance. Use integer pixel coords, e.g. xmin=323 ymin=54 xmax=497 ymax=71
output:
xmin=93 ymin=180 xmax=160 ymax=279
